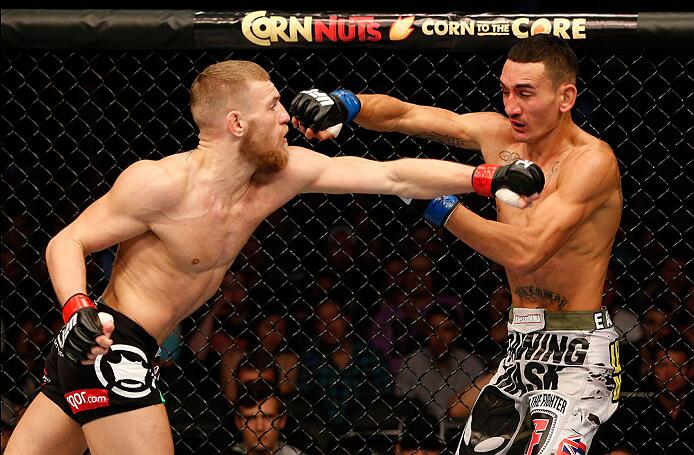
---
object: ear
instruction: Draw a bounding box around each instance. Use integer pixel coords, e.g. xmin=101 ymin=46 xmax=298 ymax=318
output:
xmin=234 ymin=414 xmax=243 ymax=430
xmin=558 ymin=83 xmax=577 ymax=112
xmin=226 ymin=110 xmax=245 ymax=137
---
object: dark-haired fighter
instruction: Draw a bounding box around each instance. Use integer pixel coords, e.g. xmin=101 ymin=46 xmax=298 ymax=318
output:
xmin=291 ymin=34 xmax=623 ymax=454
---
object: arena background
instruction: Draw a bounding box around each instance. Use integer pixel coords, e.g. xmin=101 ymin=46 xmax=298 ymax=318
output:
xmin=2 ymin=9 xmax=692 ymax=455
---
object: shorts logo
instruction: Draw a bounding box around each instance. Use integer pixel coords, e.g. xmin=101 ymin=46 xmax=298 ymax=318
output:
xmin=511 ymin=309 xmax=546 ymax=333
xmin=558 ymin=434 xmax=587 ymax=454
xmin=64 ymin=388 xmax=109 ymax=414
xmin=54 ymin=313 xmax=78 ymax=357
xmin=41 ymin=368 xmax=50 ymax=385
xmin=94 ymin=344 xmax=157 ymax=399
xmin=526 ymin=418 xmax=549 ymax=455
xmin=525 ymin=411 xmax=557 ymax=455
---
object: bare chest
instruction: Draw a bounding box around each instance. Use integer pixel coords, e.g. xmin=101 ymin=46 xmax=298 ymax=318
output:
xmin=151 ymin=193 xmax=282 ymax=272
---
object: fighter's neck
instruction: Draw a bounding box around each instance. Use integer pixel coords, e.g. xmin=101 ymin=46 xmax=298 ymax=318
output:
xmin=187 ymin=139 xmax=257 ymax=194
xmin=523 ymin=117 xmax=580 ymax=165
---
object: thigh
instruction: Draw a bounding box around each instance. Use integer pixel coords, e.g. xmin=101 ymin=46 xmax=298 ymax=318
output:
xmin=5 ymin=392 xmax=87 ymax=455
xmin=82 ymin=403 xmax=173 ymax=455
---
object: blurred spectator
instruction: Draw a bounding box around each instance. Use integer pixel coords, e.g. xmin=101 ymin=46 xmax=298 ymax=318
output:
xmin=475 ymin=287 xmax=512 ymax=369
xmin=639 ymin=256 xmax=690 ymax=313
xmin=639 ymin=307 xmax=675 ymax=381
xmin=600 ymin=339 xmax=693 ymax=454
xmin=221 ymin=311 xmax=299 ymax=402
xmin=396 ymin=305 xmax=485 ymax=420
xmin=227 ymin=381 xmax=303 ymax=455
xmin=601 ymin=449 xmax=636 ymax=455
xmin=188 ymin=271 xmax=252 ymax=364
xmin=223 ymin=350 xmax=281 ymax=403
xmin=369 ymin=258 xmax=423 ymax=374
xmin=300 ymin=300 xmax=392 ymax=431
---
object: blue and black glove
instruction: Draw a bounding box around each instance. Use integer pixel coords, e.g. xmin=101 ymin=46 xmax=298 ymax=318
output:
xmin=289 ymin=88 xmax=361 ymax=132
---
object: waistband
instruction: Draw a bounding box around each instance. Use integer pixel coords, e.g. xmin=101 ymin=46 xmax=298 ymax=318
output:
xmin=95 ymin=299 xmax=160 ymax=356
xmin=508 ymin=307 xmax=613 ymax=333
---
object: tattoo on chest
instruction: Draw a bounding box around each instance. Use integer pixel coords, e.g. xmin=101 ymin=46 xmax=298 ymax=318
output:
xmin=420 ymin=132 xmax=468 ymax=148
xmin=515 ymin=286 xmax=569 ymax=307
xmin=499 ymin=150 xmax=521 ymax=162
xmin=544 ymin=161 xmax=560 ymax=187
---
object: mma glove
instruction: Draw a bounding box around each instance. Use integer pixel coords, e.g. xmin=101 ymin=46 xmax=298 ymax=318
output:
xmin=400 ymin=160 xmax=545 ymax=227
xmin=472 ymin=159 xmax=545 ymax=199
xmin=289 ymin=88 xmax=361 ymax=132
xmin=55 ymin=293 xmax=103 ymax=365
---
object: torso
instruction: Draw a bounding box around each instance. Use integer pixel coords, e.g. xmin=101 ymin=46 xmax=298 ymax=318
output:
xmin=102 ymin=152 xmax=305 ymax=343
xmin=480 ymin=115 xmax=622 ymax=313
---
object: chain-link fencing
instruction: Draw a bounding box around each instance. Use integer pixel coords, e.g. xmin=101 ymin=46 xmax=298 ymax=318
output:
xmin=2 ymin=16 xmax=693 ymax=455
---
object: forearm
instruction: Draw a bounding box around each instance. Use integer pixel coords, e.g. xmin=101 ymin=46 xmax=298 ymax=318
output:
xmin=355 ymin=94 xmax=414 ymax=133
xmin=445 ymin=206 xmax=537 ymax=273
xmin=45 ymin=233 xmax=88 ymax=304
xmin=388 ymin=158 xmax=474 ymax=198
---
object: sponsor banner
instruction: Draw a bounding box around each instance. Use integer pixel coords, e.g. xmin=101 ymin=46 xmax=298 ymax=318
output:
xmin=194 ymin=12 xmax=638 ymax=49
xmin=64 ymin=388 xmax=110 ymax=414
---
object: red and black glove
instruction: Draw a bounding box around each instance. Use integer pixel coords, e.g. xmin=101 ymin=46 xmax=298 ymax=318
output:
xmin=472 ymin=159 xmax=545 ymax=201
xmin=54 ymin=293 xmax=103 ymax=365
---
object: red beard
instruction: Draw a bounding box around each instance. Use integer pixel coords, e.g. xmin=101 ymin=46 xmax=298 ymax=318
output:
xmin=241 ymin=123 xmax=288 ymax=173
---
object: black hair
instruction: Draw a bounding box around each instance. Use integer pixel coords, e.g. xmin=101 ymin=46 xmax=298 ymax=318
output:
xmin=507 ymin=34 xmax=579 ymax=85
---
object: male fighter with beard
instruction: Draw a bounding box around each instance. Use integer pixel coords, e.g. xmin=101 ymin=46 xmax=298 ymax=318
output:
xmin=6 ymin=60 xmax=543 ymax=455
xmin=290 ymin=35 xmax=623 ymax=454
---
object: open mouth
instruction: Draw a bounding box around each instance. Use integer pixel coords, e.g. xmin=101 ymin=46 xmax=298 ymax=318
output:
xmin=510 ymin=119 xmax=525 ymax=131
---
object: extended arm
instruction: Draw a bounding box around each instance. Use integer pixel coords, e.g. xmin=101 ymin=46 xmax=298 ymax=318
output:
xmin=290 ymin=89 xmax=504 ymax=150
xmin=298 ymin=149 xmax=475 ymax=199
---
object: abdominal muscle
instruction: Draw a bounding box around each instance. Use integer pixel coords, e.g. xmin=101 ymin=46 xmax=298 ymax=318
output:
xmin=507 ymin=251 xmax=608 ymax=313
xmin=100 ymin=236 xmax=237 ymax=345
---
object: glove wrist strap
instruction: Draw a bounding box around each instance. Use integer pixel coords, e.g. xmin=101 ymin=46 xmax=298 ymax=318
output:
xmin=423 ymin=195 xmax=460 ymax=227
xmin=62 ymin=293 xmax=96 ymax=323
xmin=472 ymin=164 xmax=500 ymax=198
xmin=331 ymin=89 xmax=361 ymax=123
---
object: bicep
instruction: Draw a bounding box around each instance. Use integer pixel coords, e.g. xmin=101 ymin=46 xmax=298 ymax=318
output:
xmin=524 ymin=158 xmax=615 ymax=261
xmin=60 ymin=191 xmax=150 ymax=254
xmin=57 ymin=162 xmax=164 ymax=254
xmin=409 ymin=110 xmax=505 ymax=152
xmin=301 ymin=154 xmax=395 ymax=195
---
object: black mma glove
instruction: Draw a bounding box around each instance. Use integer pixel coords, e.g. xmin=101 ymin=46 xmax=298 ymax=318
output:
xmin=472 ymin=159 xmax=545 ymax=205
xmin=55 ymin=293 xmax=103 ymax=365
xmin=289 ymin=89 xmax=361 ymax=132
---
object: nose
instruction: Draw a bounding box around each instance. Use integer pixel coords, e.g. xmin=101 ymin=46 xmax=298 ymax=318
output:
xmin=504 ymin=94 xmax=521 ymax=117
xmin=279 ymin=103 xmax=290 ymax=124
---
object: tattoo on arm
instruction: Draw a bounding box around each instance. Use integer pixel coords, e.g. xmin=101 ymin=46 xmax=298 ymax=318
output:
xmin=515 ymin=286 xmax=569 ymax=308
xmin=419 ymin=132 xmax=468 ymax=148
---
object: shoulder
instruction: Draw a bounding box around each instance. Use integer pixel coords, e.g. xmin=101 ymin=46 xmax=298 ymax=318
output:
xmin=257 ymin=146 xmax=329 ymax=184
xmin=558 ymin=140 xmax=620 ymax=194
xmin=462 ymin=111 xmax=511 ymax=136
xmin=111 ymin=157 xmax=185 ymax=209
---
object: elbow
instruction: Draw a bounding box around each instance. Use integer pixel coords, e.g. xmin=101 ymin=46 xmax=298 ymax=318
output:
xmin=506 ymin=251 xmax=545 ymax=276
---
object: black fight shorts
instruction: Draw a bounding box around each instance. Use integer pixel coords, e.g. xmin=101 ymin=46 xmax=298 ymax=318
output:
xmin=41 ymin=303 xmax=164 ymax=425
